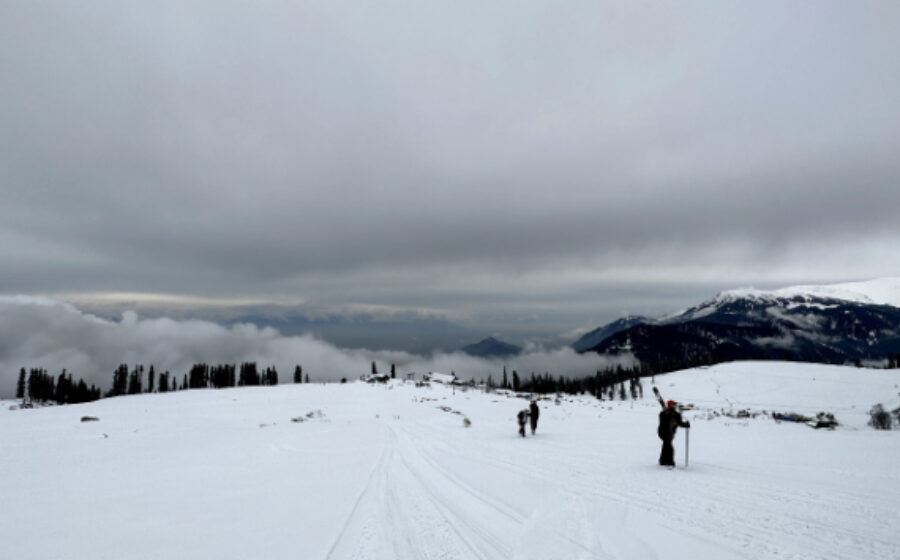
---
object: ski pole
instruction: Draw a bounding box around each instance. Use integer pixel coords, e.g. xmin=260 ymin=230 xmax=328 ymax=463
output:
xmin=685 ymin=427 xmax=690 ymax=468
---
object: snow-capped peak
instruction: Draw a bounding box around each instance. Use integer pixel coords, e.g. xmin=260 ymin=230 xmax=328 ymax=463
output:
xmin=719 ymin=278 xmax=900 ymax=308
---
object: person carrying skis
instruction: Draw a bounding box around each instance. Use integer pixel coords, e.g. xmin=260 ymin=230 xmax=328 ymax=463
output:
xmin=529 ymin=400 xmax=539 ymax=435
xmin=658 ymin=400 xmax=690 ymax=467
xmin=517 ymin=408 xmax=529 ymax=437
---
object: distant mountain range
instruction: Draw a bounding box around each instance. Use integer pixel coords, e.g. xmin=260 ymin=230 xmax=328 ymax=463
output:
xmin=460 ymin=336 xmax=522 ymax=358
xmin=574 ymin=278 xmax=900 ymax=367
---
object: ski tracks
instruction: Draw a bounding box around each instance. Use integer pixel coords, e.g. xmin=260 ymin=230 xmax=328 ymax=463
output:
xmin=324 ymin=422 xmax=520 ymax=560
xmin=320 ymin=412 xmax=900 ymax=560
xmin=403 ymin=421 xmax=657 ymax=560
xmin=414 ymin=428 xmax=899 ymax=560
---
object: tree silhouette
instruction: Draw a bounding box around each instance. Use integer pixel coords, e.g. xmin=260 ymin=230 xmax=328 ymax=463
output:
xmin=16 ymin=368 xmax=26 ymax=399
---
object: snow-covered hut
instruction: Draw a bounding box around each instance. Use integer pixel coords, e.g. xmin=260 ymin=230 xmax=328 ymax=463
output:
xmin=422 ymin=372 xmax=459 ymax=385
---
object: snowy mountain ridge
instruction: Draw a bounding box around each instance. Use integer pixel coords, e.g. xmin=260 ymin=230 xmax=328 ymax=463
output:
xmin=576 ymin=278 xmax=900 ymax=367
xmin=717 ymin=277 xmax=900 ymax=308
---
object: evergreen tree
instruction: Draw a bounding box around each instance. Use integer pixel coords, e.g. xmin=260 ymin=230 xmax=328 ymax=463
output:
xmin=27 ymin=368 xmax=55 ymax=402
xmin=239 ymin=362 xmax=260 ymax=386
xmin=502 ymin=367 xmax=509 ymax=390
xmin=512 ymin=370 xmax=520 ymax=392
xmin=391 ymin=364 xmax=396 ymax=379
xmin=305 ymin=373 xmax=310 ymax=383
xmin=209 ymin=364 xmax=236 ymax=389
xmin=147 ymin=366 xmax=155 ymax=394
xmin=294 ymin=365 xmax=303 ymax=384
xmin=16 ymin=368 xmax=26 ymax=400
xmin=74 ymin=379 xmax=89 ymax=403
xmin=55 ymin=370 xmax=69 ymax=403
xmin=129 ymin=365 xmax=144 ymax=394
xmin=110 ymin=364 xmax=129 ymax=397
xmin=189 ymin=364 xmax=209 ymax=389
xmin=371 ymin=361 xmax=378 ymax=375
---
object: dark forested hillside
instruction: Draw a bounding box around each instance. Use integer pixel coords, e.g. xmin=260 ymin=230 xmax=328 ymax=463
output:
xmin=576 ymin=292 xmax=900 ymax=370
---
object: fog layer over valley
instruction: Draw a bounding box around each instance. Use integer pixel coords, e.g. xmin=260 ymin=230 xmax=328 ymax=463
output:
xmin=0 ymin=296 xmax=629 ymax=398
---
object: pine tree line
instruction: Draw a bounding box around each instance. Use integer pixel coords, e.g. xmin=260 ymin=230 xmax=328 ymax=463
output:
xmin=15 ymin=368 xmax=102 ymax=405
xmin=13 ymin=361 xmax=310 ymax=406
xmin=107 ymin=362 xmax=301 ymax=395
xmin=484 ymin=364 xmax=646 ymax=400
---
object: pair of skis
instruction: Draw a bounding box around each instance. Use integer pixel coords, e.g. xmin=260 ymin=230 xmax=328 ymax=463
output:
xmin=653 ymin=386 xmax=689 ymax=468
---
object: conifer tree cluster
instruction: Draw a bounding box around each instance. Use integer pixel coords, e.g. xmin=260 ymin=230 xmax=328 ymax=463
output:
xmin=16 ymin=368 xmax=101 ymax=404
xmin=236 ymin=362 xmax=278 ymax=386
xmin=108 ymin=364 xmax=150 ymax=397
xmin=13 ymin=361 xmax=310 ymax=407
xmin=484 ymin=364 xmax=646 ymax=400
xmin=105 ymin=361 xmax=295 ymax=394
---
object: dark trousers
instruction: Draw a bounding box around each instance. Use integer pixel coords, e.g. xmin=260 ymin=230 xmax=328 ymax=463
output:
xmin=530 ymin=416 xmax=538 ymax=434
xmin=659 ymin=438 xmax=675 ymax=466
xmin=518 ymin=422 xmax=526 ymax=437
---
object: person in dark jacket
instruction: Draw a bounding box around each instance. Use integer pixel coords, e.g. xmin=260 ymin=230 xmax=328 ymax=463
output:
xmin=517 ymin=409 xmax=529 ymax=437
xmin=529 ymin=400 xmax=540 ymax=435
xmin=658 ymin=400 xmax=690 ymax=466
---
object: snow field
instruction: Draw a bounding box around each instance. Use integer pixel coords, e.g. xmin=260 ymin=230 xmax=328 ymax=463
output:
xmin=1 ymin=361 xmax=898 ymax=560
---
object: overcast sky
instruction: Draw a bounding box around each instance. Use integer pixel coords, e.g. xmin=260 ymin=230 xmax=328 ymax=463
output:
xmin=2 ymin=1 xmax=899 ymax=350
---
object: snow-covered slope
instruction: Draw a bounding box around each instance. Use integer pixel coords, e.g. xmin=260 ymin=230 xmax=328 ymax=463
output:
xmin=722 ymin=277 xmax=900 ymax=308
xmin=2 ymin=362 xmax=899 ymax=560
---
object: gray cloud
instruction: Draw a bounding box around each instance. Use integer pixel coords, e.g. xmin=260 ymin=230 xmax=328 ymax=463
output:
xmin=0 ymin=296 xmax=629 ymax=398
xmin=2 ymin=1 xmax=899 ymax=341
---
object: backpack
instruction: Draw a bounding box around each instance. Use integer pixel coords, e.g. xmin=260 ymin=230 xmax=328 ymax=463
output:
xmin=658 ymin=409 xmax=677 ymax=440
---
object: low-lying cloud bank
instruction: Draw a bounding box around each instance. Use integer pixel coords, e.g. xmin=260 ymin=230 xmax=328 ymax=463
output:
xmin=0 ymin=296 xmax=632 ymax=398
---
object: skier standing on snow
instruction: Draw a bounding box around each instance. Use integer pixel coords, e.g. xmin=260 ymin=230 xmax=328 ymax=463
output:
xmin=517 ymin=409 xmax=529 ymax=437
xmin=658 ymin=400 xmax=690 ymax=466
xmin=529 ymin=400 xmax=539 ymax=435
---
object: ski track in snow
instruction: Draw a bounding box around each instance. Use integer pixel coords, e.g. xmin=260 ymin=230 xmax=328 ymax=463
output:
xmin=323 ymin=411 xmax=669 ymax=560
xmin=525 ymin=428 xmax=892 ymax=559
xmin=392 ymin=400 xmax=899 ymax=560
xmin=325 ymin=422 xmax=521 ymax=560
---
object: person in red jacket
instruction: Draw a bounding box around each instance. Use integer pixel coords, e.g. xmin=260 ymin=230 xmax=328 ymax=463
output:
xmin=658 ymin=400 xmax=690 ymax=466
